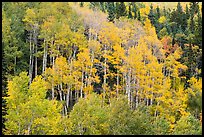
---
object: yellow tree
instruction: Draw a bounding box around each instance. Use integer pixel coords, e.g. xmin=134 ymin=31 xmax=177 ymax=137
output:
xmin=98 ymin=21 xmax=121 ymax=104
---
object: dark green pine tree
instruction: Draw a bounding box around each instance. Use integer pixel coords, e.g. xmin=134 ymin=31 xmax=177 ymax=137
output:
xmin=99 ymin=2 xmax=106 ymax=13
xmin=115 ymin=2 xmax=127 ymax=19
xmin=189 ymin=2 xmax=199 ymax=15
xmin=89 ymin=2 xmax=100 ymax=11
xmin=162 ymin=6 xmax=167 ymax=16
xmin=183 ymin=4 xmax=190 ymax=34
xmin=80 ymin=2 xmax=84 ymax=7
xmin=137 ymin=10 xmax=141 ymax=21
xmin=120 ymin=2 xmax=127 ymax=17
xmin=176 ymin=2 xmax=186 ymax=31
xmin=107 ymin=2 xmax=115 ymax=22
xmin=185 ymin=4 xmax=190 ymax=20
xmin=148 ymin=4 xmax=155 ymax=25
xmin=155 ymin=6 xmax=161 ymax=35
xmin=189 ymin=2 xmax=199 ymax=34
xmin=128 ymin=5 xmax=133 ymax=19
xmin=115 ymin=2 xmax=120 ymax=19
xmin=132 ymin=2 xmax=137 ymax=19
xmin=194 ymin=8 xmax=202 ymax=48
xmin=155 ymin=6 xmax=161 ymax=20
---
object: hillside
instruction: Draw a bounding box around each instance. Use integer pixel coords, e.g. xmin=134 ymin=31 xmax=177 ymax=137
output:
xmin=2 ymin=2 xmax=202 ymax=135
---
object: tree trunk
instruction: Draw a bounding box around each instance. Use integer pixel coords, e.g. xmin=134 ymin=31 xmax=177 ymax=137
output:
xmin=103 ymin=45 xmax=107 ymax=106
xmin=52 ymin=82 xmax=54 ymax=100
xmin=35 ymin=43 xmax=37 ymax=77
xmin=42 ymin=40 xmax=47 ymax=74
xmin=42 ymin=40 xmax=45 ymax=74
xmin=80 ymin=70 xmax=84 ymax=98
xmin=30 ymin=43 xmax=34 ymax=83
xmin=127 ymin=68 xmax=131 ymax=105
xmin=59 ymin=85 xmax=63 ymax=101
xmin=66 ymin=86 xmax=70 ymax=110
xmin=116 ymin=69 xmax=119 ymax=99
xmin=29 ymin=32 xmax=33 ymax=85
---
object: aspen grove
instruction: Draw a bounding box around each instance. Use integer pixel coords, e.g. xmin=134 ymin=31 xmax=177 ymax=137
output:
xmin=2 ymin=2 xmax=202 ymax=135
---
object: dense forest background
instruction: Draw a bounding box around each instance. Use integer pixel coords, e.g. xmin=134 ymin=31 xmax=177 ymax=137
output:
xmin=2 ymin=2 xmax=202 ymax=135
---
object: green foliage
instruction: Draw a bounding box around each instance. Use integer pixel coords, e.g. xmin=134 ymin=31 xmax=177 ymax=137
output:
xmin=4 ymin=72 xmax=63 ymax=135
xmin=2 ymin=2 xmax=202 ymax=135
xmin=68 ymin=93 xmax=108 ymax=135
xmin=173 ymin=114 xmax=202 ymax=135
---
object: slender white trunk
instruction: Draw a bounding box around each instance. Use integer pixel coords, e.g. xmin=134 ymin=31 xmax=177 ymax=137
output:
xmin=127 ymin=68 xmax=131 ymax=105
xmin=116 ymin=69 xmax=119 ymax=99
xmin=29 ymin=32 xmax=32 ymax=85
xmin=136 ymin=91 xmax=139 ymax=108
xmin=58 ymin=85 xmax=63 ymax=101
xmin=52 ymin=83 xmax=54 ymax=100
xmin=30 ymin=43 xmax=34 ymax=84
xmin=103 ymin=45 xmax=107 ymax=106
xmin=80 ymin=70 xmax=84 ymax=98
xmin=66 ymin=86 xmax=70 ymax=110
xmin=42 ymin=40 xmax=47 ymax=74
xmin=35 ymin=43 xmax=37 ymax=77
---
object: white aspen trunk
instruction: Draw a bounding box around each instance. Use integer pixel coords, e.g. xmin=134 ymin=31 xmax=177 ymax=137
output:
xmin=52 ymin=56 xmax=55 ymax=68
xmin=42 ymin=40 xmax=45 ymax=74
xmin=103 ymin=45 xmax=107 ymax=106
xmin=35 ymin=43 xmax=37 ymax=77
xmin=64 ymin=104 xmax=67 ymax=116
xmin=150 ymin=78 xmax=154 ymax=106
xmin=66 ymin=86 xmax=70 ymax=110
xmin=136 ymin=78 xmax=139 ymax=108
xmin=30 ymin=43 xmax=34 ymax=83
xmin=33 ymin=27 xmax=38 ymax=78
xmin=127 ymin=68 xmax=131 ymax=105
xmin=88 ymin=50 xmax=94 ymax=87
xmin=150 ymin=93 xmax=153 ymax=106
xmin=60 ymin=83 xmax=63 ymax=100
xmin=116 ymin=69 xmax=119 ymax=99
xmin=29 ymin=32 xmax=32 ymax=85
xmin=125 ymin=74 xmax=128 ymax=95
xmin=42 ymin=40 xmax=47 ymax=74
xmin=52 ymin=82 xmax=54 ymax=100
xmin=58 ymin=85 xmax=63 ymax=101
xmin=50 ymin=52 xmax=52 ymax=68
xmin=58 ymin=84 xmax=64 ymax=116
xmin=45 ymin=44 xmax=47 ymax=72
xmin=136 ymin=91 xmax=139 ymax=108
xmin=70 ymin=85 xmax=72 ymax=107
xmin=80 ymin=70 xmax=84 ymax=98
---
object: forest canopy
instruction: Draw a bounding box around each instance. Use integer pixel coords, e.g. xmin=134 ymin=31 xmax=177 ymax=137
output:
xmin=2 ymin=2 xmax=202 ymax=135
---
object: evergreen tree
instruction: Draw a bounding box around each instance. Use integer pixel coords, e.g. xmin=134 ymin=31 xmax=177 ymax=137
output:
xmin=115 ymin=2 xmax=127 ymax=19
xmin=138 ymin=10 xmax=141 ymax=21
xmin=99 ymin=2 xmax=106 ymax=13
xmin=155 ymin=6 xmax=161 ymax=20
xmin=128 ymin=5 xmax=133 ymax=19
xmin=107 ymin=2 xmax=115 ymax=22
xmin=119 ymin=2 xmax=127 ymax=17
xmin=80 ymin=2 xmax=84 ymax=7
xmin=148 ymin=4 xmax=155 ymax=25
xmin=132 ymin=2 xmax=137 ymax=19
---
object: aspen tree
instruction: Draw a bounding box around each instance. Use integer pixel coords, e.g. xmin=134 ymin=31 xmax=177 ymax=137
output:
xmin=23 ymin=8 xmax=39 ymax=84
